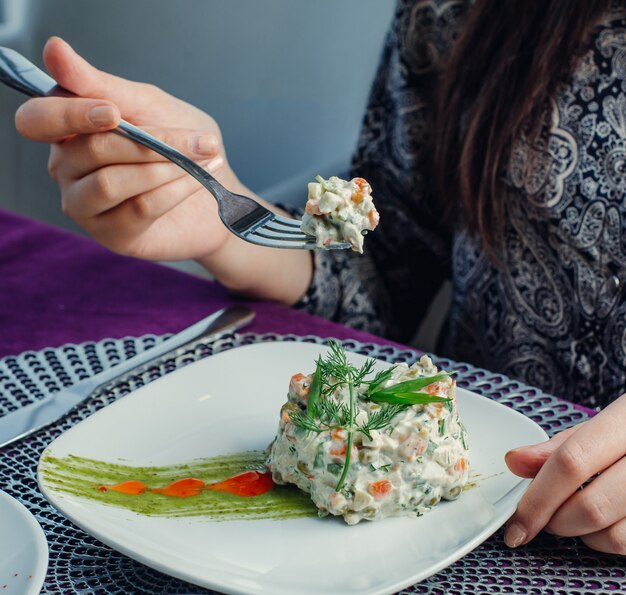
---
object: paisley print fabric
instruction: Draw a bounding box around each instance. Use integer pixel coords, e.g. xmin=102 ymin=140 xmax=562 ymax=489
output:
xmin=296 ymin=0 xmax=626 ymax=409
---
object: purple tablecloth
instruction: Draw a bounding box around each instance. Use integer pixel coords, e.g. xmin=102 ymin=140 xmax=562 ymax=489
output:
xmin=0 ymin=208 xmax=403 ymax=358
xmin=0 ymin=208 xmax=597 ymax=419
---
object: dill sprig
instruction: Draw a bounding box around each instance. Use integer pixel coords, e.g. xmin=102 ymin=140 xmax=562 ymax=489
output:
xmin=290 ymin=398 xmax=349 ymax=433
xmin=289 ymin=341 xmax=451 ymax=492
xmin=357 ymin=403 xmax=406 ymax=440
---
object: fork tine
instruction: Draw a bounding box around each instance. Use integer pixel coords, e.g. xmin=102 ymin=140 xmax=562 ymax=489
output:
xmin=262 ymin=221 xmax=309 ymax=235
xmin=245 ymin=232 xmax=316 ymax=250
xmin=252 ymin=227 xmax=310 ymax=241
xmin=271 ymin=214 xmax=305 ymax=229
xmin=246 ymin=228 xmax=352 ymax=250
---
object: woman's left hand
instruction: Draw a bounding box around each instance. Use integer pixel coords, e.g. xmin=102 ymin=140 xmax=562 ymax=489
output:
xmin=504 ymin=393 xmax=626 ymax=555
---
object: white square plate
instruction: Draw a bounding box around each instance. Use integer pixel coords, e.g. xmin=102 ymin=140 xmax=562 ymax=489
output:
xmin=38 ymin=341 xmax=547 ymax=595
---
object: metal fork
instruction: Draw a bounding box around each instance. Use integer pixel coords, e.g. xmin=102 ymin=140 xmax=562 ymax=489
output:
xmin=0 ymin=46 xmax=350 ymax=250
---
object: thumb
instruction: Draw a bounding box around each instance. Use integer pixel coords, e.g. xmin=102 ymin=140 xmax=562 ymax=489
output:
xmin=505 ymin=423 xmax=585 ymax=478
xmin=42 ymin=37 xmax=163 ymax=122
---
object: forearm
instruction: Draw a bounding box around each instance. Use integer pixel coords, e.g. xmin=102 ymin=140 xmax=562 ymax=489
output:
xmin=195 ymin=183 xmax=313 ymax=305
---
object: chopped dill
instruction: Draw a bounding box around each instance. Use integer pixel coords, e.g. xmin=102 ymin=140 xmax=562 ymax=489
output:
xmin=289 ymin=341 xmax=452 ymax=491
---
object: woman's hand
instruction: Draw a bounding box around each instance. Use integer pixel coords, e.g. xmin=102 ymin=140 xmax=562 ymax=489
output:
xmin=15 ymin=36 xmax=236 ymax=262
xmin=504 ymin=393 xmax=626 ymax=555
xmin=14 ymin=37 xmax=313 ymax=304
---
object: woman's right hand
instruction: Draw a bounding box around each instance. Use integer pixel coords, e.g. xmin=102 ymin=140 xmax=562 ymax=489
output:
xmin=14 ymin=36 xmax=237 ymax=262
xmin=14 ymin=36 xmax=314 ymax=305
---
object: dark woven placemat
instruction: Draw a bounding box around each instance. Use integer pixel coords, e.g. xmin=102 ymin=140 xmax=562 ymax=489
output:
xmin=0 ymin=333 xmax=623 ymax=594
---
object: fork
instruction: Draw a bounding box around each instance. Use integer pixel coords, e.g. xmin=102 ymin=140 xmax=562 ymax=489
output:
xmin=0 ymin=46 xmax=350 ymax=250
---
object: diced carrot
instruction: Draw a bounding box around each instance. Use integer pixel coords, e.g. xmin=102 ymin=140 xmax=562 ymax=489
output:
xmin=352 ymin=191 xmax=364 ymax=204
xmin=399 ymin=436 xmax=427 ymax=460
xmin=281 ymin=409 xmax=290 ymax=423
xmin=305 ymin=202 xmax=322 ymax=215
xmin=427 ymin=402 xmax=445 ymax=419
xmin=353 ymin=177 xmax=368 ymax=189
xmin=329 ymin=442 xmax=347 ymax=456
xmin=425 ymin=382 xmax=441 ymax=395
xmin=367 ymin=209 xmax=380 ymax=227
xmin=368 ymin=479 xmax=392 ymax=499
xmin=330 ymin=491 xmax=347 ymax=508
xmin=454 ymin=457 xmax=468 ymax=473
xmin=331 ymin=428 xmax=347 ymax=441
xmin=289 ymin=373 xmax=311 ymax=399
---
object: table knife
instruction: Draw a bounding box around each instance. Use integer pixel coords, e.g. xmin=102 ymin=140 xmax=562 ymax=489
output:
xmin=0 ymin=306 xmax=255 ymax=449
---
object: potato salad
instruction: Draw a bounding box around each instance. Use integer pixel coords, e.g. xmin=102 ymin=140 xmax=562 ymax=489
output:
xmin=300 ymin=175 xmax=380 ymax=253
xmin=266 ymin=343 xmax=470 ymax=525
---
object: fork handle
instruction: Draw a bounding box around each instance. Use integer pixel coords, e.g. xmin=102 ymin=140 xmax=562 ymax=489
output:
xmin=0 ymin=46 xmax=228 ymax=202
xmin=113 ymin=121 xmax=228 ymax=202
xmin=0 ymin=45 xmax=58 ymax=97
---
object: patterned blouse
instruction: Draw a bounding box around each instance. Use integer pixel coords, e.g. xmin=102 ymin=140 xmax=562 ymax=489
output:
xmin=296 ymin=0 xmax=626 ymax=409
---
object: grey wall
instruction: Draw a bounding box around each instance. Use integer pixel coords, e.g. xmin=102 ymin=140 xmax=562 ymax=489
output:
xmin=0 ymin=1 xmax=452 ymax=352
xmin=0 ymin=0 xmax=32 ymax=214
xmin=0 ymin=0 xmax=395 ymax=233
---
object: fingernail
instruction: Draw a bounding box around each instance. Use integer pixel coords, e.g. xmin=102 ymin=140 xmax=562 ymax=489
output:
xmin=504 ymin=522 xmax=527 ymax=548
xmin=193 ymin=135 xmax=218 ymax=156
xmin=506 ymin=444 xmax=537 ymax=456
xmin=89 ymin=105 xmax=116 ymax=127
xmin=206 ymin=155 xmax=224 ymax=172
xmin=50 ymin=36 xmax=74 ymax=53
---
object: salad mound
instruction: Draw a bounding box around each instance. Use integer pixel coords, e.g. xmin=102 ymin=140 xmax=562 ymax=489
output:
xmin=301 ymin=175 xmax=379 ymax=253
xmin=266 ymin=342 xmax=470 ymax=525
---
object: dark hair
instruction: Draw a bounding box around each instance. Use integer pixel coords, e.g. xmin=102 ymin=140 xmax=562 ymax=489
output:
xmin=435 ymin=0 xmax=608 ymax=257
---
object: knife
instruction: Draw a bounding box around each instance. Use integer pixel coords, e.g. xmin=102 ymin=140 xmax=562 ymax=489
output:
xmin=0 ymin=306 xmax=255 ymax=449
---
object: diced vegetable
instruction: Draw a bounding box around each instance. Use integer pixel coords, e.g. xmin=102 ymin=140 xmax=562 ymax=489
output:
xmin=368 ymin=479 xmax=393 ymax=499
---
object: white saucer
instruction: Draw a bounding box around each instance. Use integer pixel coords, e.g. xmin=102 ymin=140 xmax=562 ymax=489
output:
xmin=0 ymin=490 xmax=48 ymax=595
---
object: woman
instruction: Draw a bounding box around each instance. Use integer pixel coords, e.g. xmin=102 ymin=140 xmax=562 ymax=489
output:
xmin=14 ymin=1 xmax=626 ymax=554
